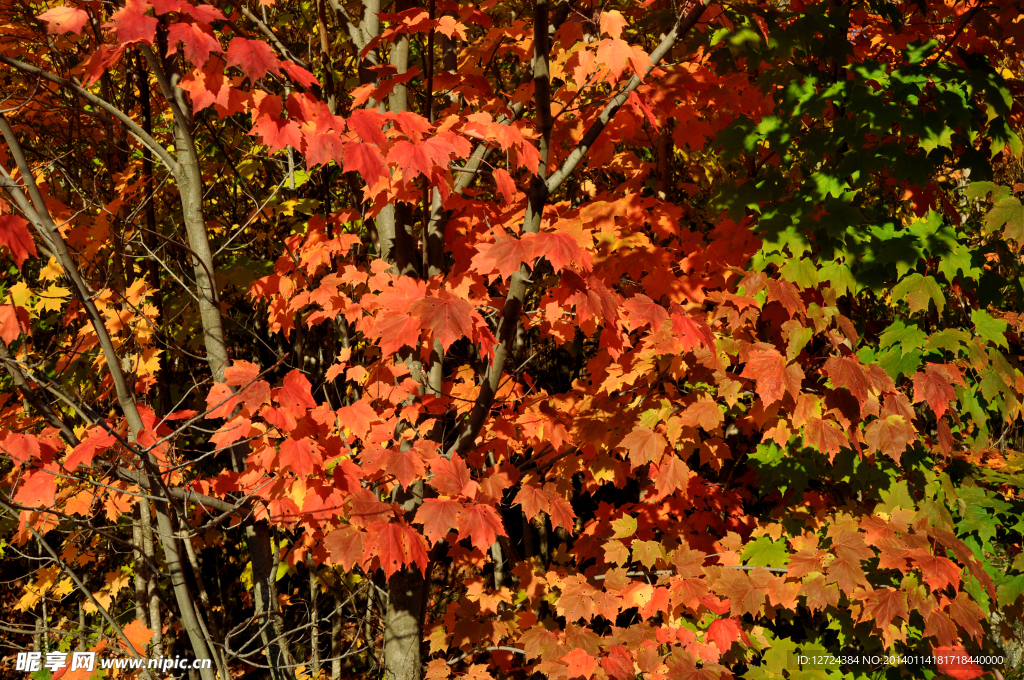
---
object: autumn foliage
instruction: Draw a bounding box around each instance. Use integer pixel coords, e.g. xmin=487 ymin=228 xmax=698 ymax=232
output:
xmin=1 ymin=0 xmax=1024 ymax=679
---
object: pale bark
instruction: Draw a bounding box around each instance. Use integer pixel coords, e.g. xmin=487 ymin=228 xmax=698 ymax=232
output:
xmin=383 ymin=569 xmax=425 ymax=680
xmin=0 ymin=113 xmax=217 ymax=680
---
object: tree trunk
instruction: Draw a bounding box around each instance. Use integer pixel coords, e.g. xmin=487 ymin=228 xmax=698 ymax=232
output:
xmin=384 ymin=569 xmax=425 ymax=680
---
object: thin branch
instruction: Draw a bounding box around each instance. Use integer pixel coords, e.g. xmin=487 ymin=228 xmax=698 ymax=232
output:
xmin=0 ymin=55 xmax=180 ymax=174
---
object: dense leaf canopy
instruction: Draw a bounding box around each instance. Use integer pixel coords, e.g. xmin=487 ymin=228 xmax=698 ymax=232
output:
xmin=0 ymin=0 xmax=1023 ymax=679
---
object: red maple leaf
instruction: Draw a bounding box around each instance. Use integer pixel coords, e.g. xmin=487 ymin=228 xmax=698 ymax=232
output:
xmin=825 ymin=552 xmax=870 ymax=594
xmin=555 ymin=574 xmax=597 ymax=621
xmin=618 ymin=426 xmax=666 ymax=468
xmin=622 ymin=294 xmax=669 ymax=331
xmin=390 ymin=110 xmax=432 ymax=140
xmin=64 ymin=429 xmax=116 ymax=470
xmin=513 ymin=484 xmax=549 ymax=519
xmin=224 ymin=360 xmax=260 ymax=385
xmin=0 ymin=215 xmax=38 ymax=270
xmin=705 ymin=617 xmax=745 ymax=656
xmin=652 ymin=455 xmax=689 ymax=497
xmin=947 ymin=593 xmax=985 ymax=642
xmin=715 ymin=568 xmax=770 ymax=617
xmin=924 ymin=610 xmax=959 ymax=647
xmin=740 ymin=344 xmax=787 ymax=405
xmin=365 ymin=521 xmax=429 ymax=578
xmin=323 ymin=524 xmax=366 ymax=571
xmin=343 ymin=142 xmax=388 ymax=186
xmin=671 ymin=308 xmax=716 ymax=351
xmin=601 ymin=646 xmax=633 ymax=680
xmin=387 ymin=139 xmax=434 ymax=179
xmin=104 ymin=0 xmax=158 ymax=43
xmin=534 ymin=231 xmax=592 ymax=272
xmin=183 ymin=3 xmax=225 ymax=22
xmin=250 ymin=114 xmax=302 ymax=152
xmin=281 ymin=61 xmax=319 ymax=88
xmin=276 ymin=369 xmax=316 ymax=417
xmin=346 ymin=110 xmax=387 ymax=146
xmin=678 ymin=396 xmax=722 ymax=431
xmin=863 ymin=414 xmax=914 ymax=464
xmin=385 ymin=447 xmax=426 ymax=487
xmin=913 ymin=363 xmax=964 ymax=420
xmin=493 ymin=168 xmax=517 ymax=204
xmin=370 ymin=312 xmax=421 ymax=357
xmin=119 ymin=619 xmax=155 ymax=655
xmin=0 ymin=305 xmax=29 ymax=345
xmin=37 ymin=5 xmax=89 ymax=34
xmin=279 ymin=437 xmax=323 ymax=477
xmin=802 ymin=417 xmax=848 ymax=461
xmin=166 ymin=22 xmax=222 ymax=66
xmin=909 ymin=549 xmax=961 ymax=592
xmin=766 ymin=279 xmax=805 ymax=316
xmin=430 ymin=454 xmax=473 ymax=496
xmin=860 ymin=587 xmax=908 ymax=630
xmin=304 ymin=131 xmax=345 ymax=167
xmin=599 ymin=9 xmax=627 ymax=38
xmin=410 ymin=293 xmax=477 ymax=351
xmin=456 ymin=502 xmax=505 ymax=552
xmin=472 ymin=233 xmax=537 ymax=278
xmin=561 ymin=649 xmax=598 ymax=679
xmin=596 ymin=38 xmax=632 ymax=80
xmin=210 ymin=415 xmax=252 ymax=449
xmin=14 ymin=465 xmax=57 ymax=507
xmin=336 ymin=400 xmax=377 ymax=439
xmin=416 ymin=498 xmax=462 ymax=544
xmin=934 ymin=646 xmax=985 ymax=680
xmin=205 ymin=382 xmax=238 ymax=419
xmin=347 ymin=488 xmax=394 ymax=527
xmin=225 ymin=37 xmax=282 ymax=81
xmin=223 ymin=361 xmax=270 ymax=409
xmin=822 ymin=354 xmax=872 ymax=407
xmin=2 ymin=432 xmax=39 ymax=466
xmin=547 ymin=493 xmax=576 ymax=531
xmin=627 ymin=90 xmax=658 ymax=129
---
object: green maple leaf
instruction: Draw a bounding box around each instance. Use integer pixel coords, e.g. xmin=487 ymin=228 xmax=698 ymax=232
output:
xmin=957 ymin=505 xmax=999 ymax=544
xmin=984 ymin=196 xmax=1024 ymax=242
xmin=742 ymin=535 xmax=791 ymax=568
xmin=926 ymin=328 xmax=970 ymax=354
xmin=819 ymin=261 xmax=857 ymax=297
xmin=937 ymin=242 xmax=982 ymax=282
xmin=920 ymin=122 xmax=954 ymax=152
xmin=891 ymin=273 xmax=944 ymax=314
xmin=761 ymin=639 xmax=798 ymax=675
xmin=780 ymin=256 xmax=819 ymax=288
xmin=971 ymin=308 xmax=1008 ymax=348
xmin=878 ymin=320 xmax=926 ymax=356
xmin=997 ymin=574 xmax=1024 ymax=608
xmin=876 ymin=346 xmax=922 ymax=380
xmin=965 ymin=181 xmax=1011 ymax=201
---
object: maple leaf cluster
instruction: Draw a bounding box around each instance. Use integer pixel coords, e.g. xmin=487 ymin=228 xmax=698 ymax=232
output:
xmin=1 ymin=1 xmax=1024 ymax=680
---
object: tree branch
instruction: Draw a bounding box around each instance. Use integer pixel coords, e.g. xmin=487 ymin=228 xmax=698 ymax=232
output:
xmin=545 ymin=0 xmax=709 ymax=193
xmin=0 ymin=55 xmax=180 ymax=175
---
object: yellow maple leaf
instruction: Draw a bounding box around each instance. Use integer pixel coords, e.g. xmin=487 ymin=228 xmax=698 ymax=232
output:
xmin=8 ymin=280 xmax=32 ymax=309
xmin=105 ymin=569 xmax=131 ymax=595
xmin=39 ymin=256 xmax=63 ymax=281
xmin=138 ymin=347 xmax=163 ymax=375
xmin=126 ymin=278 xmax=149 ymax=306
xmin=16 ymin=588 xmax=41 ymax=612
xmin=37 ymin=285 xmax=70 ymax=313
